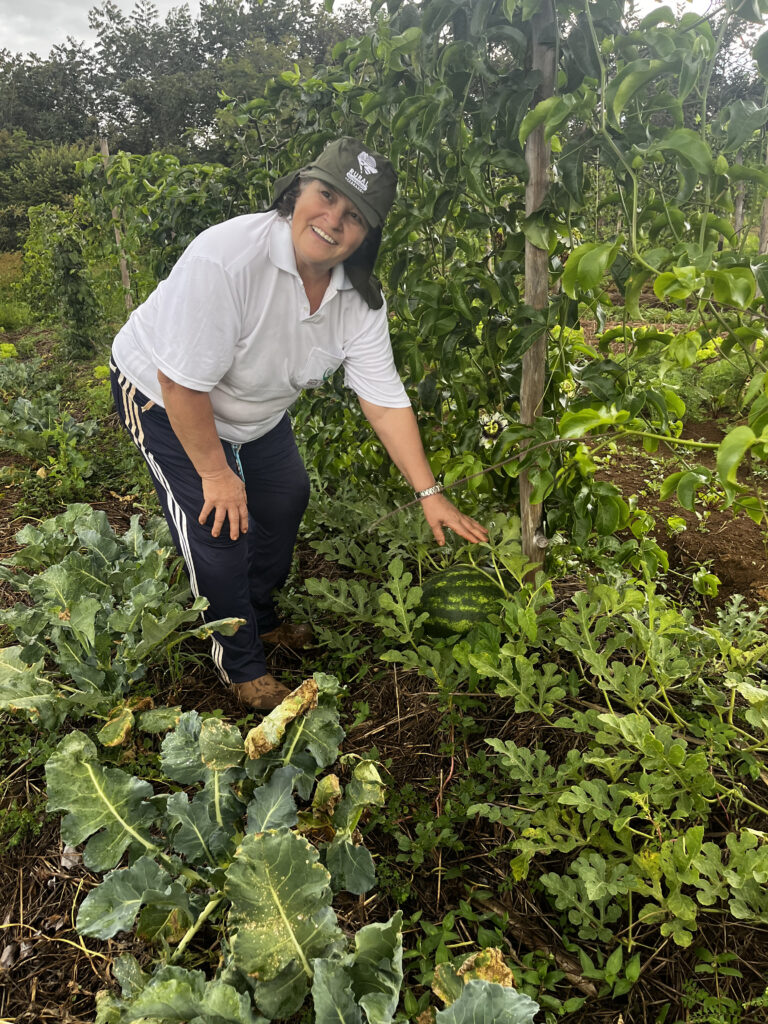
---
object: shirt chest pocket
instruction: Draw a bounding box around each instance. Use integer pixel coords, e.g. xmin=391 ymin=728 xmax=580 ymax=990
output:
xmin=290 ymin=346 xmax=344 ymax=390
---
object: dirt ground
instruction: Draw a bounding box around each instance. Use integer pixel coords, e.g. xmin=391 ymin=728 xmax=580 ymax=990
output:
xmin=602 ymin=419 xmax=768 ymax=609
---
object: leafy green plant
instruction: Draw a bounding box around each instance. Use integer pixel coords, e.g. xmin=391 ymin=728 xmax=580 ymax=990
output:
xmin=0 ymin=504 xmax=241 ymax=726
xmin=465 ymin=577 xmax=768 ymax=951
xmin=46 ymin=677 xmax=404 ymax=1023
xmin=22 ymin=202 xmax=104 ymax=356
xmin=0 ymin=300 xmax=33 ymax=332
xmin=0 ymin=351 xmax=47 ymax=401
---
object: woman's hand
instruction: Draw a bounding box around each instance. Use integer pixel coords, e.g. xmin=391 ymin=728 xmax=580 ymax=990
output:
xmin=158 ymin=373 xmax=249 ymax=542
xmin=199 ymin=466 xmax=249 ymax=540
xmin=419 ymin=492 xmax=488 ymax=546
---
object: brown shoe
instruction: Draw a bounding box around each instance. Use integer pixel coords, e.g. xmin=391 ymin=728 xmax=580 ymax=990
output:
xmin=260 ymin=622 xmax=315 ymax=649
xmin=232 ymin=673 xmax=292 ymax=711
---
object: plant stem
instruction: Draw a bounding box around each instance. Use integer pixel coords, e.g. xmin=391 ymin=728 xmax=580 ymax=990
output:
xmin=619 ymin=429 xmax=717 ymax=451
xmin=168 ymin=896 xmax=223 ymax=964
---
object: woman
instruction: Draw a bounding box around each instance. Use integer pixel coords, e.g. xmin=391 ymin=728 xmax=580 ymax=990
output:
xmin=110 ymin=137 xmax=487 ymax=710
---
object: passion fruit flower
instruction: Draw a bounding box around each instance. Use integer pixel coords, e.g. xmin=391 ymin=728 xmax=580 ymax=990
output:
xmin=479 ymin=410 xmax=508 ymax=449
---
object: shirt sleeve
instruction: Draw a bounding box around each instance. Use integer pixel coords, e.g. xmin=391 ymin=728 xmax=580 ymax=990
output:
xmin=149 ymin=256 xmax=243 ymax=391
xmin=342 ymin=298 xmax=411 ymax=408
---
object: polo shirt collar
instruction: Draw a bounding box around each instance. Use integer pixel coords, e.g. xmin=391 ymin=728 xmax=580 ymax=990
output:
xmin=268 ymin=214 xmax=352 ymax=293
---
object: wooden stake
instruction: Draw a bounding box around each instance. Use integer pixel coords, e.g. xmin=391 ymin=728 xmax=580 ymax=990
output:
xmin=520 ymin=3 xmax=556 ymax=564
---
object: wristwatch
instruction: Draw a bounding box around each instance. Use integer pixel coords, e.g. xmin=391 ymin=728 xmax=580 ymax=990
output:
xmin=414 ymin=482 xmax=444 ymax=500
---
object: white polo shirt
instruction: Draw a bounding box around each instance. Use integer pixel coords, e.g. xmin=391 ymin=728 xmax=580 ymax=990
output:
xmin=111 ymin=211 xmax=410 ymax=443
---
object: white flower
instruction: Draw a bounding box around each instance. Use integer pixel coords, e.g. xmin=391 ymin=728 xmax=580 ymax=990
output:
xmin=479 ymin=410 xmax=508 ymax=449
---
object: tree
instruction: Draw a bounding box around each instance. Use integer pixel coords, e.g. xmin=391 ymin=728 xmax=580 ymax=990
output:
xmin=0 ymin=43 xmax=98 ymax=142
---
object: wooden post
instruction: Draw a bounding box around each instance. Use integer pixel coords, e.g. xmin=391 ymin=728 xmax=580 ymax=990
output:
xmin=520 ymin=2 xmax=556 ymax=564
xmin=99 ymin=137 xmax=133 ymax=313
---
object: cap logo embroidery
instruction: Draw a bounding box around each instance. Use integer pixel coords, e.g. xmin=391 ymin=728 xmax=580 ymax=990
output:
xmin=345 ymin=151 xmax=378 ymax=194
xmin=357 ymin=152 xmax=378 ymax=175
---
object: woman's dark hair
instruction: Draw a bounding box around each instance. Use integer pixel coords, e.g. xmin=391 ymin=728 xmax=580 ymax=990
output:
xmin=274 ymin=176 xmax=303 ymax=217
xmin=343 ymin=226 xmax=382 ymax=273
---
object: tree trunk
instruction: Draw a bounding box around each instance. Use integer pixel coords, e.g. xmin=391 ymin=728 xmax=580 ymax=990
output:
xmin=520 ymin=3 xmax=556 ymax=565
xmin=99 ymin=137 xmax=133 ymax=313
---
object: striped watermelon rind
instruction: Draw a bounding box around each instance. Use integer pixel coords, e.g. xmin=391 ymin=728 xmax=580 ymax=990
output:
xmin=420 ymin=565 xmax=503 ymax=638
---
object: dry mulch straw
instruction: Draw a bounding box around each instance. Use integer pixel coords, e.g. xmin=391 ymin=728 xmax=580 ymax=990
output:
xmin=0 ymin=823 xmax=137 ymax=1022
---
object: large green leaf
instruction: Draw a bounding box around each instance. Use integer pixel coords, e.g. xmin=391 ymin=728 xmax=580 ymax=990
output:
xmin=728 ymin=163 xmax=768 ymax=190
xmin=68 ymin=596 xmax=102 ymax=650
xmin=518 ymin=94 xmax=577 ymax=146
xmin=310 ymin=912 xmax=403 ymax=1024
xmin=0 ymin=647 xmax=62 ymax=727
xmin=720 ymin=100 xmax=768 ymax=151
xmin=101 ymin=964 xmax=266 ymax=1023
xmin=350 ymin=912 xmax=403 ymax=1024
xmin=561 ymin=242 xmax=596 ymax=298
xmin=754 ymin=30 xmax=768 ymax=78
xmin=166 ymin=789 xmax=233 ymax=865
xmin=246 ymin=703 xmax=346 ymax=800
xmin=200 ymin=718 xmax=245 ymax=771
xmin=709 ymin=268 xmax=756 ymax=309
xmin=226 ymin=830 xmax=343 ymax=988
xmin=646 ymin=129 xmax=713 ymax=175
xmin=334 ymin=761 xmax=386 ymax=834
xmin=606 ymin=59 xmax=669 ymax=127
xmin=162 ymin=710 xmax=209 ymax=784
xmin=578 ymin=241 xmax=621 ymax=291
xmin=325 ymin=837 xmax=376 ymax=895
xmin=33 ymin=561 xmax=89 ymax=609
xmin=76 ymin=856 xmax=189 ymax=940
xmin=130 ymin=602 xmax=242 ymax=662
xmin=136 ymin=886 xmax=195 ymax=943
xmin=107 ymin=577 xmax=169 ymax=634
xmin=245 ymin=961 xmax=307 ymax=1019
xmin=313 ymin=959 xmax=363 ymax=1024
xmin=246 ymin=765 xmax=300 ymax=833
xmin=716 ymin=425 xmax=756 ymax=503
xmin=732 ymin=0 xmax=768 ymax=26
xmin=623 ymin=268 xmax=652 ymax=319
xmin=435 ymin=980 xmax=539 ymax=1023
xmin=559 ymin=406 xmax=628 ymax=439
xmin=296 ymin=707 xmax=347 ymax=771
xmin=46 ymin=731 xmax=158 ymax=871
xmin=137 ymin=705 xmax=183 ymax=733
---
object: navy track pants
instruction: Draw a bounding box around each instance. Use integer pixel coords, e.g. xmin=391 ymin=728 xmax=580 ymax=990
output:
xmin=111 ymin=364 xmax=310 ymax=684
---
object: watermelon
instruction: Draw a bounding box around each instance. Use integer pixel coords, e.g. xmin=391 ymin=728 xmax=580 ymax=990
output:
xmin=419 ymin=564 xmax=502 ymax=638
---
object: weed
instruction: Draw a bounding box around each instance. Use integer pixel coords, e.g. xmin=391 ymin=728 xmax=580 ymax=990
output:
xmin=0 ymin=792 xmax=49 ymax=847
xmin=0 ymin=300 xmax=34 ymax=332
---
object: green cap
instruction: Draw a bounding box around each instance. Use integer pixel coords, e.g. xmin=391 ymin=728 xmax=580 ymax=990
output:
xmin=270 ymin=137 xmax=397 ymax=309
xmin=301 ymin=137 xmax=396 ymax=229
xmin=272 ymin=137 xmax=396 ymax=230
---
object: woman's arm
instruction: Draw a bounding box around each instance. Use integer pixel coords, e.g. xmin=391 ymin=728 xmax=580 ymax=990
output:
xmin=358 ymin=399 xmax=488 ymax=546
xmin=158 ymin=370 xmax=249 ymax=540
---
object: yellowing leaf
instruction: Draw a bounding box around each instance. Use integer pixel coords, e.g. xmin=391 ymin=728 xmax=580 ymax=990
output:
xmin=245 ymin=678 xmax=319 ymax=759
xmin=97 ymin=706 xmax=135 ymax=747
xmin=458 ymin=948 xmax=516 ymax=988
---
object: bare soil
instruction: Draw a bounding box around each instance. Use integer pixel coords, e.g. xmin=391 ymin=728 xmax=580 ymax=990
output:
xmin=601 ymin=420 xmax=768 ymax=610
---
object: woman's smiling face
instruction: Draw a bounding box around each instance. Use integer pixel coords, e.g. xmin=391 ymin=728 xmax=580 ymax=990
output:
xmin=290 ymin=179 xmax=369 ymax=278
